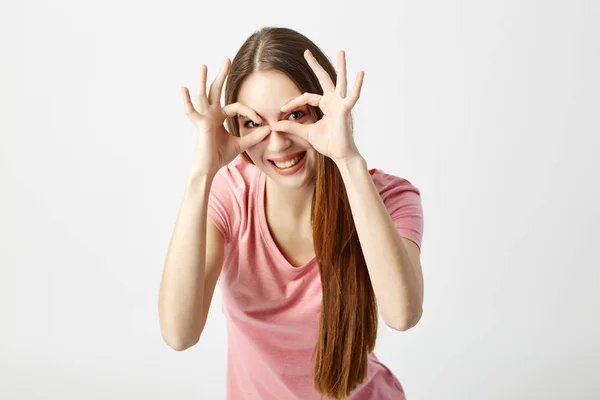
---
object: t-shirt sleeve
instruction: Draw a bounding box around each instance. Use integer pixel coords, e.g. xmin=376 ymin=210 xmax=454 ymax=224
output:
xmin=207 ymin=166 xmax=236 ymax=242
xmin=379 ymin=175 xmax=424 ymax=251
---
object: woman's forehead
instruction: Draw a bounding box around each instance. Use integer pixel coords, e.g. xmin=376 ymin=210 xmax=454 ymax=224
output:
xmin=236 ymin=70 xmax=303 ymax=115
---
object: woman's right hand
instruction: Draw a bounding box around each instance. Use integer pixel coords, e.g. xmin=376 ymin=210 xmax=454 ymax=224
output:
xmin=181 ymin=58 xmax=272 ymax=176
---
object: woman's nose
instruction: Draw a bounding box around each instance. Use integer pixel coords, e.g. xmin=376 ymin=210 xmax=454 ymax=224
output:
xmin=265 ymin=128 xmax=292 ymax=147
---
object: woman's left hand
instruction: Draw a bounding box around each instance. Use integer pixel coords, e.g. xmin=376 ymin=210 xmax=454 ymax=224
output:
xmin=270 ymin=49 xmax=364 ymax=164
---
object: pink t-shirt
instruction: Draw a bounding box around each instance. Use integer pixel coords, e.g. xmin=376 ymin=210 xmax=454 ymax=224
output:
xmin=207 ymin=155 xmax=423 ymax=400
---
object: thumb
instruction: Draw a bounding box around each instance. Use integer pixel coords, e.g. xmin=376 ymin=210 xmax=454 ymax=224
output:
xmin=236 ymin=126 xmax=272 ymax=153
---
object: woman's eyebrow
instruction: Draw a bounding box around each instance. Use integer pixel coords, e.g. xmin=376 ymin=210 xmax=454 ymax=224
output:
xmin=238 ymin=104 xmax=307 ymax=121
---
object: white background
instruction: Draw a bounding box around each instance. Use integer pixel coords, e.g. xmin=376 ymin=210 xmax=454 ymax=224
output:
xmin=1 ymin=0 xmax=599 ymax=399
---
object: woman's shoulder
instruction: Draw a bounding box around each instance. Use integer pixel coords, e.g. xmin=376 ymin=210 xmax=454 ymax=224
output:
xmin=208 ymin=155 xmax=261 ymax=241
xmin=368 ymin=167 xmax=421 ymax=196
xmin=213 ymin=154 xmax=260 ymax=192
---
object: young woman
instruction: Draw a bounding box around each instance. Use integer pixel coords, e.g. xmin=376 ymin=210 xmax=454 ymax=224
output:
xmin=159 ymin=27 xmax=424 ymax=400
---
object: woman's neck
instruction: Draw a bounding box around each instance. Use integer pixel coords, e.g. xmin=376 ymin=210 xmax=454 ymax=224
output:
xmin=265 ymin=175 xmax=315 ymax=222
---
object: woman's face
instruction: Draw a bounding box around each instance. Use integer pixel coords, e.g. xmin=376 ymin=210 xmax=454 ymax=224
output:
xmin=236 ymin=70 xmax=318 ymax=189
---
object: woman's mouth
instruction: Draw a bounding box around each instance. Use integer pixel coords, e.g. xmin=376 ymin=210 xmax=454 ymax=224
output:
xmin=268 ymin=151 xmax=307 ymax=175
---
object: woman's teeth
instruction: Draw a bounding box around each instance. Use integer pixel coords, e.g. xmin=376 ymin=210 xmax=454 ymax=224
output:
xmin=273 ymin=153 xmax=304 ymax=169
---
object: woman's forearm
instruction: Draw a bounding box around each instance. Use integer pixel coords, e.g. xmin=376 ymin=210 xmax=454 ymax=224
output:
xmin=158 ymin=167 xmax=214 ymax=350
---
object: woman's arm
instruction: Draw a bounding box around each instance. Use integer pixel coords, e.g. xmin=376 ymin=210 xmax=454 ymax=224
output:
xmin=336 ymin=156 xmax=424 ymax=331
xmin=158 ymin=157 xmax=216 ymax=350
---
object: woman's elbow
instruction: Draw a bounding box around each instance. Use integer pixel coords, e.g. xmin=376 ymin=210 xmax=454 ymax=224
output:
xmin=161 ymin=328 xmax=200 ymax=351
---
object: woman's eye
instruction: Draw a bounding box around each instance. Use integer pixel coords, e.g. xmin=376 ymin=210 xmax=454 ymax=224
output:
xmin=243 ymin=111 xmax=305 ymax=129
xmin=244 ymin=120 xmax=262 ymax=128
xmin=288 ymin=111 xmax=305 ymax=120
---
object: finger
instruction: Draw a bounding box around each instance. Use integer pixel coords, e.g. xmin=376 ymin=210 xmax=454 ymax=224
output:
xmin=181 ymin=86 xmax=199 ymax=120
xmin=345 ymin=70 xmax=365 ymax=108
xmin=236 ymin=125 xmax=272 ymax=152
xmin=195 ymin=65 xmax=209 ymax=110
xmin=208 ymin=58 xmax=231 ymax=106
xmin=271 ymin=120 xmax=310 ymax=141
xmin=336 ymin=50 xmax=347 ymax=98
xmin=305 ymin=49 xmax=336 ymax=92
xmin=222 ymin=102 xmax=263 ymax=124
xmin=280 ymin=93 xmax=322 ymax=112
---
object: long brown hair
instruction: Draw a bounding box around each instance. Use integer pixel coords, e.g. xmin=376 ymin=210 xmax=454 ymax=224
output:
xmin=224 ymin=27 xmax=378 ymax=399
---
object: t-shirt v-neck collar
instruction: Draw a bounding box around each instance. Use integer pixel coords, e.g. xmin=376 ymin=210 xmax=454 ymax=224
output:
xmin=256 ymin=171 xmax=317 ymax=273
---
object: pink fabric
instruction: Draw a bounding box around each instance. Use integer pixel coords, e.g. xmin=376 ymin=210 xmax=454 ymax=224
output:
xmin=207 ymin=155 xmax=423 ymax=400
